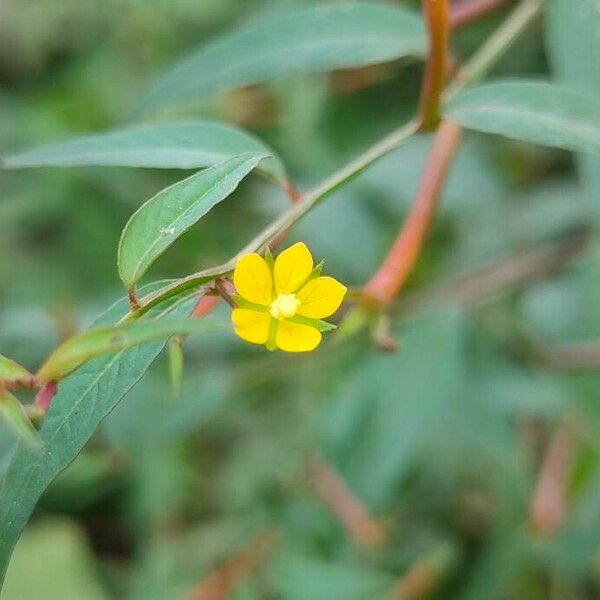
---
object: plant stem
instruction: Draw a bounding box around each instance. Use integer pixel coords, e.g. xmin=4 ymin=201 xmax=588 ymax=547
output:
xmin=530 ymin=424 xmax=574 ymax=536
xmin=129 ymin=120 xmax=420 ymax=320
xmin=535 ymin=339 xmax=600 ymax=370
xmin=363 ymin=120 xmax=464 ymax=307
xmin=307 ymin=453 xmax=387 ymax=548
xmin=361 ymin=0 xmax=542 ymax=309
xmin=188 ymin=529 xmax=277 ymax=599
xmin=35 ymin=381 xmax=57 ymax=412
xmin=385 ymin=544 xmax=457 ymax=600
xmin=450 ymin=0 xmax=512 ymax=29
xmin=394 ymin=228 xmax=589 ymax=316
xmin=191 ymin=294 xmax=221 ymax=317
xmin=419 ymin=0 xmax=451 ymax=129
xmin=445 ymin=0 xmax=542 ymax=101
xmin=127 ymin=0 xmax=542 ymax=321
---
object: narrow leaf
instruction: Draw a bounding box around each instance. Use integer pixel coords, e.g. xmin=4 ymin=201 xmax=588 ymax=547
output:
xmin=37 ymin=317 xmax=227 ymax=383
xmin=0 ymin=355 xmax=32 ymax=381
xmin=3 ymin=120 xmax=286 ymax=183
xmin=0 ymin=292 xmax=202 ymax=589
xmin=139 ymin=2 xmax=426 ymax=113
xmin=445 ymin=80 xmax=600 ymax=152
xmin=118 ymin=152 xmax=266 ymax=289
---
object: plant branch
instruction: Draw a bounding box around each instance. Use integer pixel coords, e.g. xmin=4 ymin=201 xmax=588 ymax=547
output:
xmin=385 ymin=544 xmax=457 ymax=600
xmin=360 ymin=0 xmax=542 ymax=310
xmin=445 ymin=0 xmax=542 ymax=100
xmin=450 ymin=0 xmax=512 ymax=29
xmin=530 ymin=424 xmax=574 ymax=536
xmin=2 ymin=375 xmax=39 ymax=391
xmin=362 ymin=120 xmax=463 ymax=307
xmin=535 ymin=340 xmax=600 ymax=370
xmin=124 ymin=0 xmax=541 ymax=323
xmin=394 ymin=228 xmax=590 ymax=316
xmin=188 ymin=529 xmax=277 ymax=600
xmin=126 ymin=120 xmax=421 ymax=321
xmin=419 ymin=0 xmax=451 ymax=129
xmin=307 ymin=453 xmax=387 ymax=548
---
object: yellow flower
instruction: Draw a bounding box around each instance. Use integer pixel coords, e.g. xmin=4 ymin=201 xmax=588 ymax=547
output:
xmin=231 ymin=242 xmax=347 ymax=352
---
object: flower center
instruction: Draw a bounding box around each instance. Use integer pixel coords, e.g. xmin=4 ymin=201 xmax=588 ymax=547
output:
xmin=270 ymin=293 xmax=301 ymax=319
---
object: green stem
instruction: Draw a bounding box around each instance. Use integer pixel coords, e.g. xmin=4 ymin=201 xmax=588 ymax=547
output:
xmin=128 ymin=120 xmax=421 ymax=320
xmin=445 ymin=0 xmax=542 ymax=101
xmin=127 ymin=0 xmax=542 ymax=321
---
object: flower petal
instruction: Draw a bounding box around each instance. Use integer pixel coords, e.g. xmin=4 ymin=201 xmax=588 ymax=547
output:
xmin=232 ymin=309 xmax=271 ymax=345
xmin=275 ymin=320 xmax=322 ymax=352
xmin=233 ymin=253 xmax=272 ymax=305
xmin=297 ymin=276 xmax=347 ymax=319
xmin=273 ymin=242 xmax=313 ymax=294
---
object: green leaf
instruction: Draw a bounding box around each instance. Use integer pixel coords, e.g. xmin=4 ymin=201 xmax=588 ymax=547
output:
xmin=3 ymin=120 xmax=286 ymax=183
xmin=118 ymin=152 xmax=266 ymax=290
xmin=546 ymin=0 xmax=600 ymax=327
xmin=0 ymin=292 xmax=203 ymax=589
xmin=0 ymin=391 xmax=40 ymax=449
xmin=139 ymin=2 xmax=426 ymax=114
xmin=445 ymin=80 xmax=600 ymax=153
xmin=0 ymin=355 xmax=32 ymax=381
xmin=37 ymin=317 xmax=227 ymax=383
xmin=322 ymin=310 xmax=466 ymax=508
xmin=546 ymin=0 xmax=600 ymax=94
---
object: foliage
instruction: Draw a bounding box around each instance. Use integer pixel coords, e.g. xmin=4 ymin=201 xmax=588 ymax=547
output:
xmin=1 ymin=0 xmax=600 ymax=598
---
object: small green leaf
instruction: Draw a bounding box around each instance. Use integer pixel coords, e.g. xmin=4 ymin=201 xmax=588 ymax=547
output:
xmin=0 ymin=355 xmax=32 ymax=381
xmin=0 ymin=391 xmax=40 ymax=449
xmin=139 ymin=2 xmax=426 ymax=114
xmin=3 ymin=121 xmax=286 ymax=183
xmin=445 ymin=80 xmax=600 ymax=152
xmin=37 ymin=317 xmax=227 ymax=383
xmin=118 ymin=152 xmax=266 ymax=290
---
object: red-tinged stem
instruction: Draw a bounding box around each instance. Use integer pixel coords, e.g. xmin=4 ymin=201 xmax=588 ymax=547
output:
xmin=283 ymin=179 xmax=302 ymax=204
xmin=530 ymin=425 xmax=574 ymax=536
xmin=188 ymin=530 xmax=277 ymax=600
xmin=191 ymin=294 xmax=221 ymax=317
xmin=419 ymin=0 xmax=451 ymax=129
xmin=363 ymin=120 xmax=464 ymax=307
xmin=450 ymin=0 xmax=511 ymax=29
xmin=2 ymin=375 xmax=39 ymax=391
xmin=128 ymin=288 xmax=141 ymax=311
xmin=386 ymin=545 xmax=456 ymax=600
xmin=36 ymin=380 xmax=57 ymax=412
xmin=307 ymin=453 xmax=387 ymax=548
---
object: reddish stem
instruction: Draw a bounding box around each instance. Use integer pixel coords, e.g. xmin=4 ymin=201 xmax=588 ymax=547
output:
xmin=363 ymin=120 xmax=463 ymax=307
xmin=3 ymin=375 xmax=39 ymax=391
xmin=419 ymin=0 xmax=451 ymax=129
xmin=36 ymin=380 xmax=57 ymax=412
xmin=188 ymin=530 xmax=276 ymax=600
xmin=530 ymin=425 xmax=573 ymax=536
xmin=127 ymin=288 xmax=141 ymax=311
xmin=283 ymin=179 xmax=302 ymax=204
xmin=450 ymin=0 xmax=511 ymax=29
xmin=307 ymin=453 xmax=387 ymax=548
xmin=191 ymin=294 xmax=221 ymax=317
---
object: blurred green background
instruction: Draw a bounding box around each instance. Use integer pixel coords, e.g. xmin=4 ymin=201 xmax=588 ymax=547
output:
xmin=1 ymin=0 xmax=600 ymax=598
